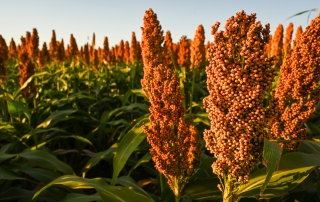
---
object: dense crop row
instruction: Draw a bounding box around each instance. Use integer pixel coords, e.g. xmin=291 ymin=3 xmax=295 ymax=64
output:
xmin=0 ymin=8 xmax=320 ymax=202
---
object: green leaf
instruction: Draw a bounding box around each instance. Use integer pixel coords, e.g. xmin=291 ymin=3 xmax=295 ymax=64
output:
xmin=111 ymin=117 xmax=149 ymax=186
xmin=0 ymin=187 xmax=63 ymax=202
xmin=61 ymin=193 xmax=102 ymax=202
xmin=33 ymin=175 xmax=154 ymax=202
xmin=18 ymin=150 xmax=74 ymax=175
xmin=181 ymin=178 xmax=222 ymax=200
xmin=260 ymin=139 xmax=282 ymax=196
xmin=0 ymin=153 xmax=15 ymax=163
xmin=192 ymin=112 xmax=210 ymax=126
xmin=109 ymin=103 xmax=149 ymax=118
xmin=113 ymin=176 xmax=154 ymax=199
xmin=193 ymin=83 xmax=207 ymax=95
xmin=18 ymin=167 xmax=62 ymax=184
xmin=235 ymin=152 xmax=320 ymax=200
xmin=305 ymin=122 xmax=320 ymax=135
xmin=131 ymin=89 xmax=145 ymax=97
xmin=7 ymin=100 xmax=31 ymax=122
xmin=81 ymin=143 xmax=118 ymax=177
xmin=37 ymin=109 xmax=76 ymax=128
xmin=128 ymin=152 xmax=152 ymax=176
xmin=298 ymin=140 xmax=320 ymax=154
xmin=0 ymin=167 xmax=25 ymax=180
xmin=189 ymin=156 xmax=215 ymax=181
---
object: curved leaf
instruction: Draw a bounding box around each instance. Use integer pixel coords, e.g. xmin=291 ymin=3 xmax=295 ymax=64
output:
xmin=18 ymin=150 xmax=74 ymax=175
xmin=235 ymin=152 xmax=320 ymax=200
xmin=260 ymin=139 xmax=282 ymax=195
xmin=81 ymin=143 xmax=118 ymax=177
xmin=181 ymin=178 xmax=222 ymax=200
xmin=0 ymin=167 xmax=25 ymax=180
xmin=111 ymin=117 xmax=149 ymax=186
xmin=37 ymin=109 xmax=76 ymax=128
xmin=61 ymin=193 xmax=102 ymax=202
xmin=33 ymin=175 xmax=154 ymax=202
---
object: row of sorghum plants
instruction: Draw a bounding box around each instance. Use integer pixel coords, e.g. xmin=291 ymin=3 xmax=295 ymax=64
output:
xmin=0 ymin=25 xmax=210 ymax=73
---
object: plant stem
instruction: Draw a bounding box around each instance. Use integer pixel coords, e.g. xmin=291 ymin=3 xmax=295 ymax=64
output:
xmin=223 ymin=175 xmax=234 ymax=202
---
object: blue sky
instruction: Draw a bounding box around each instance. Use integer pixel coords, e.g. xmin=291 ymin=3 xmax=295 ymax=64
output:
xmin=0 ymin=1 xmax=319 ymax=49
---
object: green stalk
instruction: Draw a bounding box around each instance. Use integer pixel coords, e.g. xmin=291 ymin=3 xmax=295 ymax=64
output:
xmin=0 ymin=99 xmax=9 ymax=122
xmin=223 ymin=175 xmax=235 ymax=202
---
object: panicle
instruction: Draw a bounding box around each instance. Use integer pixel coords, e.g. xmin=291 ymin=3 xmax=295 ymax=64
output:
xmin=56 ymin=39 xmax=65 ymax=62
xmin=191 ymin=24 xmax=206 ymax=69
xmin=117 ymin=40 xmax=124 ymax=63
xmin=204 ymin=10 xmax=275 ymax=184
xmin=130 ymin=32 xmax=138 ymax=63
xmin=38 ymin=42 xmax=50 ymax=69
xmin=141 ymin=8 xmax=166 ymax=98
xmin=83 ymin=43 xmax=90 ymax=66
xmin=18 ymin=37 xmax=35 ymax=100
xmin=92 ymin=49 xmax=99 ymax=70
xmin=0 ymin=35 xmax=8 ymax=80
xmin=283 ymin=23 xmax=294 ymax=56
xmin=267 ymin=15 xmax=320 ymax=150
xmin=142 ymin=64 xmax=201 ymax=193
xmin=140 ymin=8 xmax=201 ymax=196
xmin=49 ymin=30 xmax=57 ymax=60
xmin=271 ymin=24 xmax=283 ymax=69
xmin=141 ymin=8 xmax=166 ymax=69
xmin=164 ymin=30 xmax=175 ymax=68
xmin=178 ymin=35 xmax=191 ymax=71
xmin=124 ymin=41 xmax=130 ymax=63
xmin=8 ymin=38 xmax=17 ymax=60
xmin=103 ymin=36 xmax=110 ymax=64
xmin=68 ymin=34 xmax=78 ymax=58
xmin=293 ymin=25 xmax=303 ymax=47
xmin=136 ymin=41 xmax=142 ymax=62
xmin=90 ymin=32 xmax=95 ymax=59
xmin=28 ymin=28 xmax=39 ymax=60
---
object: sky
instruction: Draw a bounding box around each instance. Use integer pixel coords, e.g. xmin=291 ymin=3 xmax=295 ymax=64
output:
xmin=0 ymin=0 xmax=319 ymax=49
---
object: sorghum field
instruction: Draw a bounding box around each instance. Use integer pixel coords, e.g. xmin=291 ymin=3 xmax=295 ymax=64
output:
xmin=1 ymin=8 xmax=320 ymax=202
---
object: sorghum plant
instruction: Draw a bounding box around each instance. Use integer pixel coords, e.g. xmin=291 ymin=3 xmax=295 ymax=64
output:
xmin=90 ymin=32 xmax=95 ymax=60
xmin=103 ymin=36 xmax=110 ymax=64
xmin=164 ymin=30 xmax=175 ymax=68
xmin=178 ymin=36 xmax=191 ymax=72
xmin=117 ymin=40 xmax=124 ymax=64
xmin=293 ymin=25 xmax=303 ymax=47
xmin=56 ymin=40 xmax=65 ymax=62
xmin=68 ymin=34 xmax=78 ymax=59
xmin=83 ymin=43 xmax=90 ymax=66
xmin=124 ymin=41 xmax=130 ymax=64
xmin=19 ymin=39 xmax=35 ymax=100
xmin=49 ymin=30 xmax=57 ymax=60
xmin=264 ymin=35 xmax=272 ymax=56
xmin=204 ymin=10 xmax=275 ymax=201
xmin=190 ymin=24 xmax=206 ymax=70
xmin=38 ymin=42 xmax=50 ymax=69
xmin=92 ymin=49 xmax=99 ymax=70
xmin=0 ymin=35 xmax=8 ymax=80
xmin=141 ymin=8 xmax=201 ymax=201
xmin=8 ymin=38 xmax=17 ymax=60
xmin=130 ymin=32 xmax=138 ymax=63
xmin=271 ymin=24 xmax=283 ymax=69
xmin=28 ymin=28 xmax=39 ymax=61
xmin=267 ymin=15 xmax=320 ymax=150
xmin=283 ymin=23 xmax=294 ymax=56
